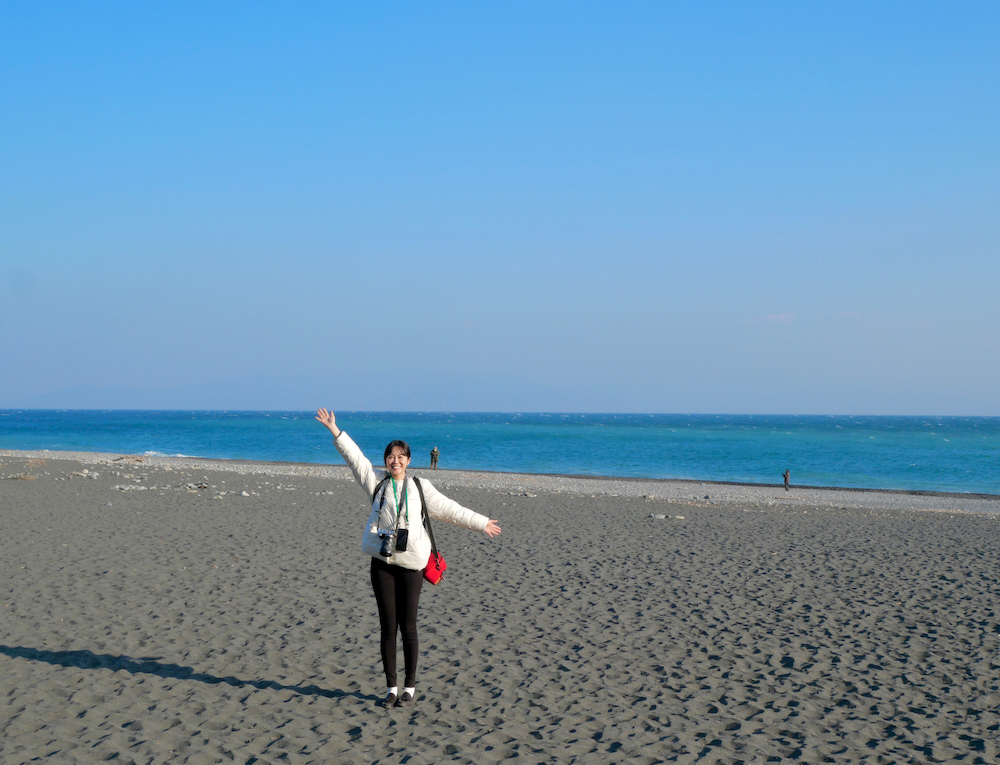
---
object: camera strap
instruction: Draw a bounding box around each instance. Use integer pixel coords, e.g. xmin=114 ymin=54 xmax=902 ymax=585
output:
xmin=391 ymin=477 xmax=409 ymax=524
xmin=372 ymin=475 xmax=408 ymax=534
xmin=372 ymin=476 xmax=390 ymax=508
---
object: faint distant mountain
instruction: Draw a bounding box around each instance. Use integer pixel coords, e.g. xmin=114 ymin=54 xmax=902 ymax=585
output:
xmin=7 ymin=377 xmax=332 ymax=411
xmin=4 ymin=373 xmax=605 ymax=412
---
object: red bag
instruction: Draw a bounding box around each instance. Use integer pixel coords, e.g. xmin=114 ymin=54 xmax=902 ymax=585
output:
xmin=414 ymin=478 xmax=447 ymax=585
xmin=423 ymin=551 xmax=447 ymax=585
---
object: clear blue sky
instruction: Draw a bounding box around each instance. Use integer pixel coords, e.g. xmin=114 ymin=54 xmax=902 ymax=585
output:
xmin=2 ymin=2 xmax=998 ymax=414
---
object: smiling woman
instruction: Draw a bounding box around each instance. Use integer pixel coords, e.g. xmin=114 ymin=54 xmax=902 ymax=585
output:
xmin=314 ymin=407 xmax=501 ymax=710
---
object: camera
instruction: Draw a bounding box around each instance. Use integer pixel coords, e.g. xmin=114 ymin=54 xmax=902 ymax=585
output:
xmin=378 ymin=530 xmax=395 ymax=557
xmin=378 ymin=528 xmax=409 ymax=557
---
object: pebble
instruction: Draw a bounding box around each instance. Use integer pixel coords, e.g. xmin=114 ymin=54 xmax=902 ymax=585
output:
xmin=5 ymin=449 xmax=998 ymax=517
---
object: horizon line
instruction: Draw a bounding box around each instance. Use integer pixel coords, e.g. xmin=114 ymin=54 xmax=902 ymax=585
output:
xmin=3 ymin=408 xmax=999 ymax=419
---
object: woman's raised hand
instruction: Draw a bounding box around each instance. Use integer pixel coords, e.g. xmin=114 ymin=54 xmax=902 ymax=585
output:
xmin=484 ymin=519 xmax=502 ymax=538
xmin=315 ymin=408 xmax=341 ymax=438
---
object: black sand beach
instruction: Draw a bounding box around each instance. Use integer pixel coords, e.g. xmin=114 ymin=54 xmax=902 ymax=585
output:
xmin=2 ymin=451 xmax=999 ymax=764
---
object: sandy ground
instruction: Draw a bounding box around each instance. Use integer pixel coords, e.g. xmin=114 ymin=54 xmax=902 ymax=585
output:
xmin=1 ymin=450 xmax=999 ymax=764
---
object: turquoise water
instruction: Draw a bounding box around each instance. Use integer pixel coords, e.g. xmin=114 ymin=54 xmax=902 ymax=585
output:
xmin=2 ymin=410 xmax=998 ymax=495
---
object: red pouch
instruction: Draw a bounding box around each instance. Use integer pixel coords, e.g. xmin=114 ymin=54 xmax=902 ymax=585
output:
xmin=413 ymin=478 xmax=447 ymax=585
xmin=423 ymin=551 xmax=447 ymax=585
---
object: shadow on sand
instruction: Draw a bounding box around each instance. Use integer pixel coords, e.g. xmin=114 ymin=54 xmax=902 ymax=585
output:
xmin=0 ymin=644 xmax=377 ymax=701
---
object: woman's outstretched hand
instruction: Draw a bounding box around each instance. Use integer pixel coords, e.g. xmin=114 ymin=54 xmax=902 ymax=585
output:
xmin=484 ymin=519 xmax=501 ymax=538
xmin=315 ymin=408 xmax=341 ymax=438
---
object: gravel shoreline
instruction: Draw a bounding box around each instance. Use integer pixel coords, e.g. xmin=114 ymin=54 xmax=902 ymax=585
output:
xmin=3 ymin=451 xmax=1000 ymax=762
xmin=3 ymin=447 xmax=998 ymax=516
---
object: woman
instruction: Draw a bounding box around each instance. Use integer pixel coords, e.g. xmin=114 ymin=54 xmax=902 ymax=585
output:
xmin=315 ymin=408 xmax=502 ymax=709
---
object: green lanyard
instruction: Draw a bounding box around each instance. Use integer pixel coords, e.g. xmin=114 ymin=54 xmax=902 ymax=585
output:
xmin=391 ymin=478 xmax=408 ymax=524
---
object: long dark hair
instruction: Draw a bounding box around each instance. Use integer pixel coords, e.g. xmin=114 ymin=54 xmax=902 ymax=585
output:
xmin=383 ymin=440 xmax=411 ymax=462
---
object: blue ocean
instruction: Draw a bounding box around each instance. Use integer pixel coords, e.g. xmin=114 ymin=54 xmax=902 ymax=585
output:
xmin=2 ymin=410 xmax=998 ymax=495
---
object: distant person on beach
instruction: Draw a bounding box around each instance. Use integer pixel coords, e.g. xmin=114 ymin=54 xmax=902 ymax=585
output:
xmin=430 ymin=446 xmax=439 ymax=470
xmin=315 ymin=408 xmax=501 ymax=709
xmin=783 ymin=470 xmax=790 ymax=491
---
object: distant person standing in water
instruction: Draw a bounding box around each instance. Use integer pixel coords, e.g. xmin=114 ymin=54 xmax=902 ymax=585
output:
xmin=315 ymin=409 xmax=501 ymax=710
xmin=430 ymin=446 xmax=440 ymax=470
xmin=783 ymin=470 xmax=790 ymax=491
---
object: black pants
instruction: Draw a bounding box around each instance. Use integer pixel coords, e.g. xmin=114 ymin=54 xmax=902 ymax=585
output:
xmin=370 ymin=557 xmax=424 ymax=687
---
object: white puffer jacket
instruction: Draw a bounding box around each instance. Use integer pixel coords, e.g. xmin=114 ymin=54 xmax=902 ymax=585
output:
xmin=334 ymin=431 xmax=489 ymax=571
